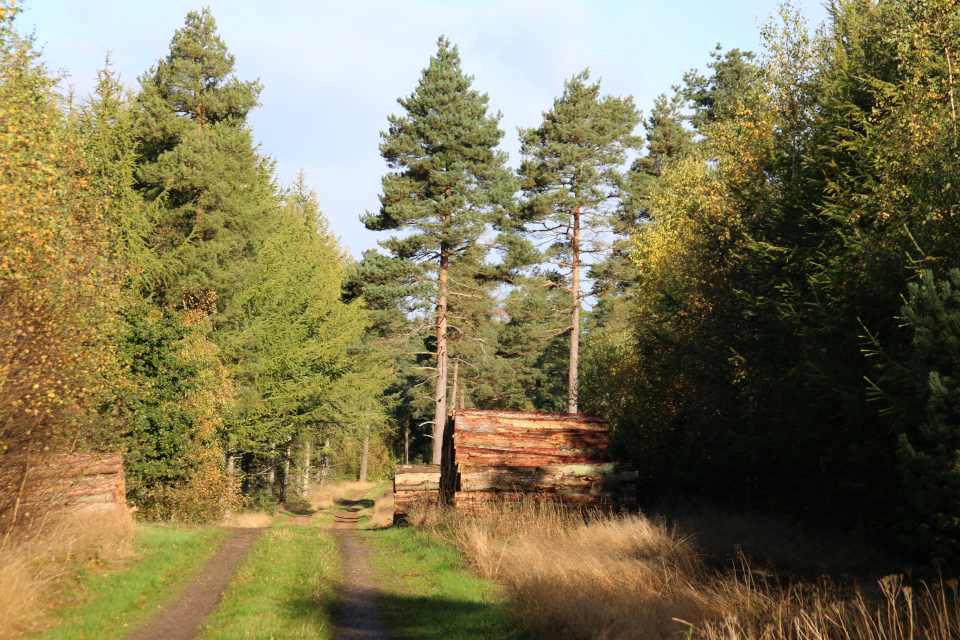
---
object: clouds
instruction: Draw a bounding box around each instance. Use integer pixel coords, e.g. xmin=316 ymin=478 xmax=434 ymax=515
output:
xmin=24 ymin=0 xmax=827 ymax=257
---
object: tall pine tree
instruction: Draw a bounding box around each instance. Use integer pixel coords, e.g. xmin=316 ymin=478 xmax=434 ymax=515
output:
xmin=362 ymin=37 xmax=519 ymax=464
xmin=518 ymin=70 xmax=640 ymax=413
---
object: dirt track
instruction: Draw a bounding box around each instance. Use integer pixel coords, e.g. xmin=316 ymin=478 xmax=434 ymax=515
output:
xmin=332 ymin=490 xmax=391 ymax=640
xmin=121 ymin=527 xmax=263 ymax=640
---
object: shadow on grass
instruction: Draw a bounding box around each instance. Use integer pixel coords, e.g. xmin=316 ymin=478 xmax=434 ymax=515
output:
xmin=283 ymin=590 xmax=521 ymax=640
xmin=336 ymin=497 xmax=376 ymax=510
xmin=376 ymin=592 xmax=522 ymax=640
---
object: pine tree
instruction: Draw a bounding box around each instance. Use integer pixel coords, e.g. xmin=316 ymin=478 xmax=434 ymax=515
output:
xmin=518 ymin=70 xmax=641 ymax=412
xmin=362 ymin=37 xmax=519 ymax=464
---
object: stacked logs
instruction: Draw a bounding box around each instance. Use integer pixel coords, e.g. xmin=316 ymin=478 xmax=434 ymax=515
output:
xmin=392 ymin=464 xmax=440 ymax=523
xmin=440 ymin=409 xmax=623 ymax=511
xmin=20 ymin=453 xmax=127 ymax=515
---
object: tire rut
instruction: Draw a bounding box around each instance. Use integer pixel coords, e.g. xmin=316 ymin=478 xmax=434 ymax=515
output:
xmin=332 ymin=490 xmax=391 ymax=640
xmin=122 ymin=527 xmax=263 ymax=640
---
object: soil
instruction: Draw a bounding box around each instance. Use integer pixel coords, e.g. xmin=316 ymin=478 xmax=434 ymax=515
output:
xmin=122 ymin=527 xmax=263 ymax=640
xmin=332 ymin=490 xmax=391 ymax=640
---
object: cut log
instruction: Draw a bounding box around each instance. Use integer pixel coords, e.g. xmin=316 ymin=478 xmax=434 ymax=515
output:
xmin=457 ymin=463 xmax=620 ymax=493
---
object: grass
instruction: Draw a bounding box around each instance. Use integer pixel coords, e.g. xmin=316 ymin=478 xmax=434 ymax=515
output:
xmin=195 ymin=515 xmax=340 ymax=640
xmin=404 ymin=498 xmax=960 ymax=640
xmin=32 ymin=521 xmax=228 ymax=640
xmin=1 ymin=508 xmax=137 ymax=637
xmin=363 ymin=524 xmax=519 ymax=639
xmin=308 ymin=481 xmax=377 ymax=510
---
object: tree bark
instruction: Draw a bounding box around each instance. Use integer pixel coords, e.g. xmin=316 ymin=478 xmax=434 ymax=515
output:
xmin=281 ymin=439 xmax=292 ymax=503
xmin=359 ymin=433 xmax=370 ymax=482
xmin=432 ymin=244 xmax=450 ymax=464
xmin=449 ymin=358 xmax=459 ymax=416
xmin=404 ymin=414 xmax=410 ymax=464
xmin=301 ymin=440 xmax=310 ymax=498
xmin=569 ymin=206 xmax=581 ymax=414
xmin=320 ymin=437 xmax=330 ymax=485
xmin=268 ymin=444 xmax=276 ymax=496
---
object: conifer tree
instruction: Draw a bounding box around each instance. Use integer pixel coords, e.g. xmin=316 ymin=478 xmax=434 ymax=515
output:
xmin=518 ymin=70 xmax=640 ymax=413
xmin=134 ymin=8 xmax=275 ymax=314
xmin=362 ymin=37 xmax=519 ymax=464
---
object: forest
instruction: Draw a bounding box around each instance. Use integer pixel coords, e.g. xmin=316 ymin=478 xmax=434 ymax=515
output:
xmin=2 ymin=0 xmax=960 ymax=564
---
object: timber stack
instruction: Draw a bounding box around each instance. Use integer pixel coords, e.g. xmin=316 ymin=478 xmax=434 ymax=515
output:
xmin=393 ymin=464 xmax=440 ymax=523
xmin=440 ymin=409 xmax=622 ymax=511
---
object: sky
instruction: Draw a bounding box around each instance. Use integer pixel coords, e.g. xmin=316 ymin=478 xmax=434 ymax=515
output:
xmin=22 ymin=0 xmax=830 ymax=259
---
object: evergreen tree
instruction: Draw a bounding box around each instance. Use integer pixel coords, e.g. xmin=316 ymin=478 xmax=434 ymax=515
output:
xmin=134 ymin=8 xmax=275 ymax=314
xmin=362 ymin=37 xmax=520 ymax=464
xmin=518 ymin=70 xmax=641 ymax=412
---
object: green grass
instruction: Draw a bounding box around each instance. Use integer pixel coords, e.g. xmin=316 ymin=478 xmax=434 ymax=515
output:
xmin=364 ymin=525 xmax=522 ymax=640
xmin=195 ymin=519 xmax=341 ymax=640
xmin=38 ymin=524 xmax=229 ymax=640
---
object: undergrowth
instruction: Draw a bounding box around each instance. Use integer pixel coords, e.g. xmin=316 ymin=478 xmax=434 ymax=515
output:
xmin=404 ymin=499 xmax=960 ymax=640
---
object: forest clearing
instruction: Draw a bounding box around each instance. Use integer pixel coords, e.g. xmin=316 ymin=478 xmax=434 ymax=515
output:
xmin=5 ymin=0 xmax=960 ymax=637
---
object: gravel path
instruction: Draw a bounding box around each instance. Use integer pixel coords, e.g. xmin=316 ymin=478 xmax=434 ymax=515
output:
xmin=121 ymin=527 xmax=263 ymax=640
xmin=332 ymin=490 xmax=392 ymax=640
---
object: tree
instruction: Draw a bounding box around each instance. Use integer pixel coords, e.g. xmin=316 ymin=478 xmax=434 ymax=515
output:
xmin=518 ymin=70 xmax=641 ymax=413
xmin=362 ymin=37 xmax=519 ymax=464
xmin=134 ymin=7 xmax=275 ymax=315
xmin=0 ymin=4 xmax=122 ymax=534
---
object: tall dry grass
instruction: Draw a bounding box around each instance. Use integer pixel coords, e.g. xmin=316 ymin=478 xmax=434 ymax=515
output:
xmin=308 ymin=481 xmax=376 ymax=510
xmin=0 ymin=507 xmax=135 ymax=638
xmin=366 ymin=490 xmax=394 ymax=529
xmin=408 ymin=500 xmax=960 ymax=640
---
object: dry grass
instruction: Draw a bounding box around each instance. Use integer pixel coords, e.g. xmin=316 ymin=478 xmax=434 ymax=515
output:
xmin=223 ymin=511 xmax=273 ymax=528
xmin=308 ymin=481 xmax=375 ymax=510
xmin=366 ymin=490 xmax=394 ymax=529
xmin=408 ymin=500 xmax=960 ymax=640
xmin=0 ymin=506 xmax=135 ymax=638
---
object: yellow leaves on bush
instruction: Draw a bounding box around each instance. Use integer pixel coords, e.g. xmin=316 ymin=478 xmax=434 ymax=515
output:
xmin=0 ymin=1 xmax=122 ymax=533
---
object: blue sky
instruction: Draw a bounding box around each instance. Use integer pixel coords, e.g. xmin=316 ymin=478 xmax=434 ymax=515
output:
xmin=23 ymin=0 xmax=829 ymax=258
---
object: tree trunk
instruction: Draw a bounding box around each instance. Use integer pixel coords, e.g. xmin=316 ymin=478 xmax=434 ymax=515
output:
xmin=359 ymin=432 xmax=370 ymax=482
xmin=403 ymin=414 xmax=410 ymax=464
xmin=449 ymin=358 xmax=459 ymax=416
xmin=320 ymin=437 xmax=330 ymax=485
xmin=281 ymin=439 xmax=292 ymax=503
xmin=569 ymin=206 xmax=581 ymax=414
xmin=301 ymin=440 xmax=310 ymax=498
xmin=226 ymin=452 xmax=234 ymax=477
xmin=268 ymin=444 xmax=276 ymax=496
xmin=432 ymin=245 xmax=450 ymax=464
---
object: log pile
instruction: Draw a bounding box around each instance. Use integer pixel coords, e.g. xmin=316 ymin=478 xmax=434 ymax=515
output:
xmin=21 ymin=453 xmax=126 ymax=514
xmin=440 ymin=409 xmax=624 ymax=511
xmin=392 ymin=464 xmax=440 ymax=523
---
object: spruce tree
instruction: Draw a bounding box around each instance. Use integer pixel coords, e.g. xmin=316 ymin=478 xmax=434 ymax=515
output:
xmin=134 ymin=8 xmax=274 ymax=314
xmin=362 ymin=37 xmax=519 ymax=464
xmin=518 ymin=70 xmax=641 ymax=413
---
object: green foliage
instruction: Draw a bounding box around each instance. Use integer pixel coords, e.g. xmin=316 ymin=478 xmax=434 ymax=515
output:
xmin=897 ymin=269 xmax=960 ymax=558
xmin=134 ymin=7 xmax=275 ymax=313
xmin=0 ymin=1 xmax=123 ymax=532
xmin=519 ymin=69 xmax=641 ymax=411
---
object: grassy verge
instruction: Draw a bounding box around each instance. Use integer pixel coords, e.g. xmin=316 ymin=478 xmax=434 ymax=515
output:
xmin=363 ymin=525 xmax=519 ymax=640
xmin=36 ymin=524 xmax=228 ymax=640
xmin=195 ymin=517 xmax=340 ymax=640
